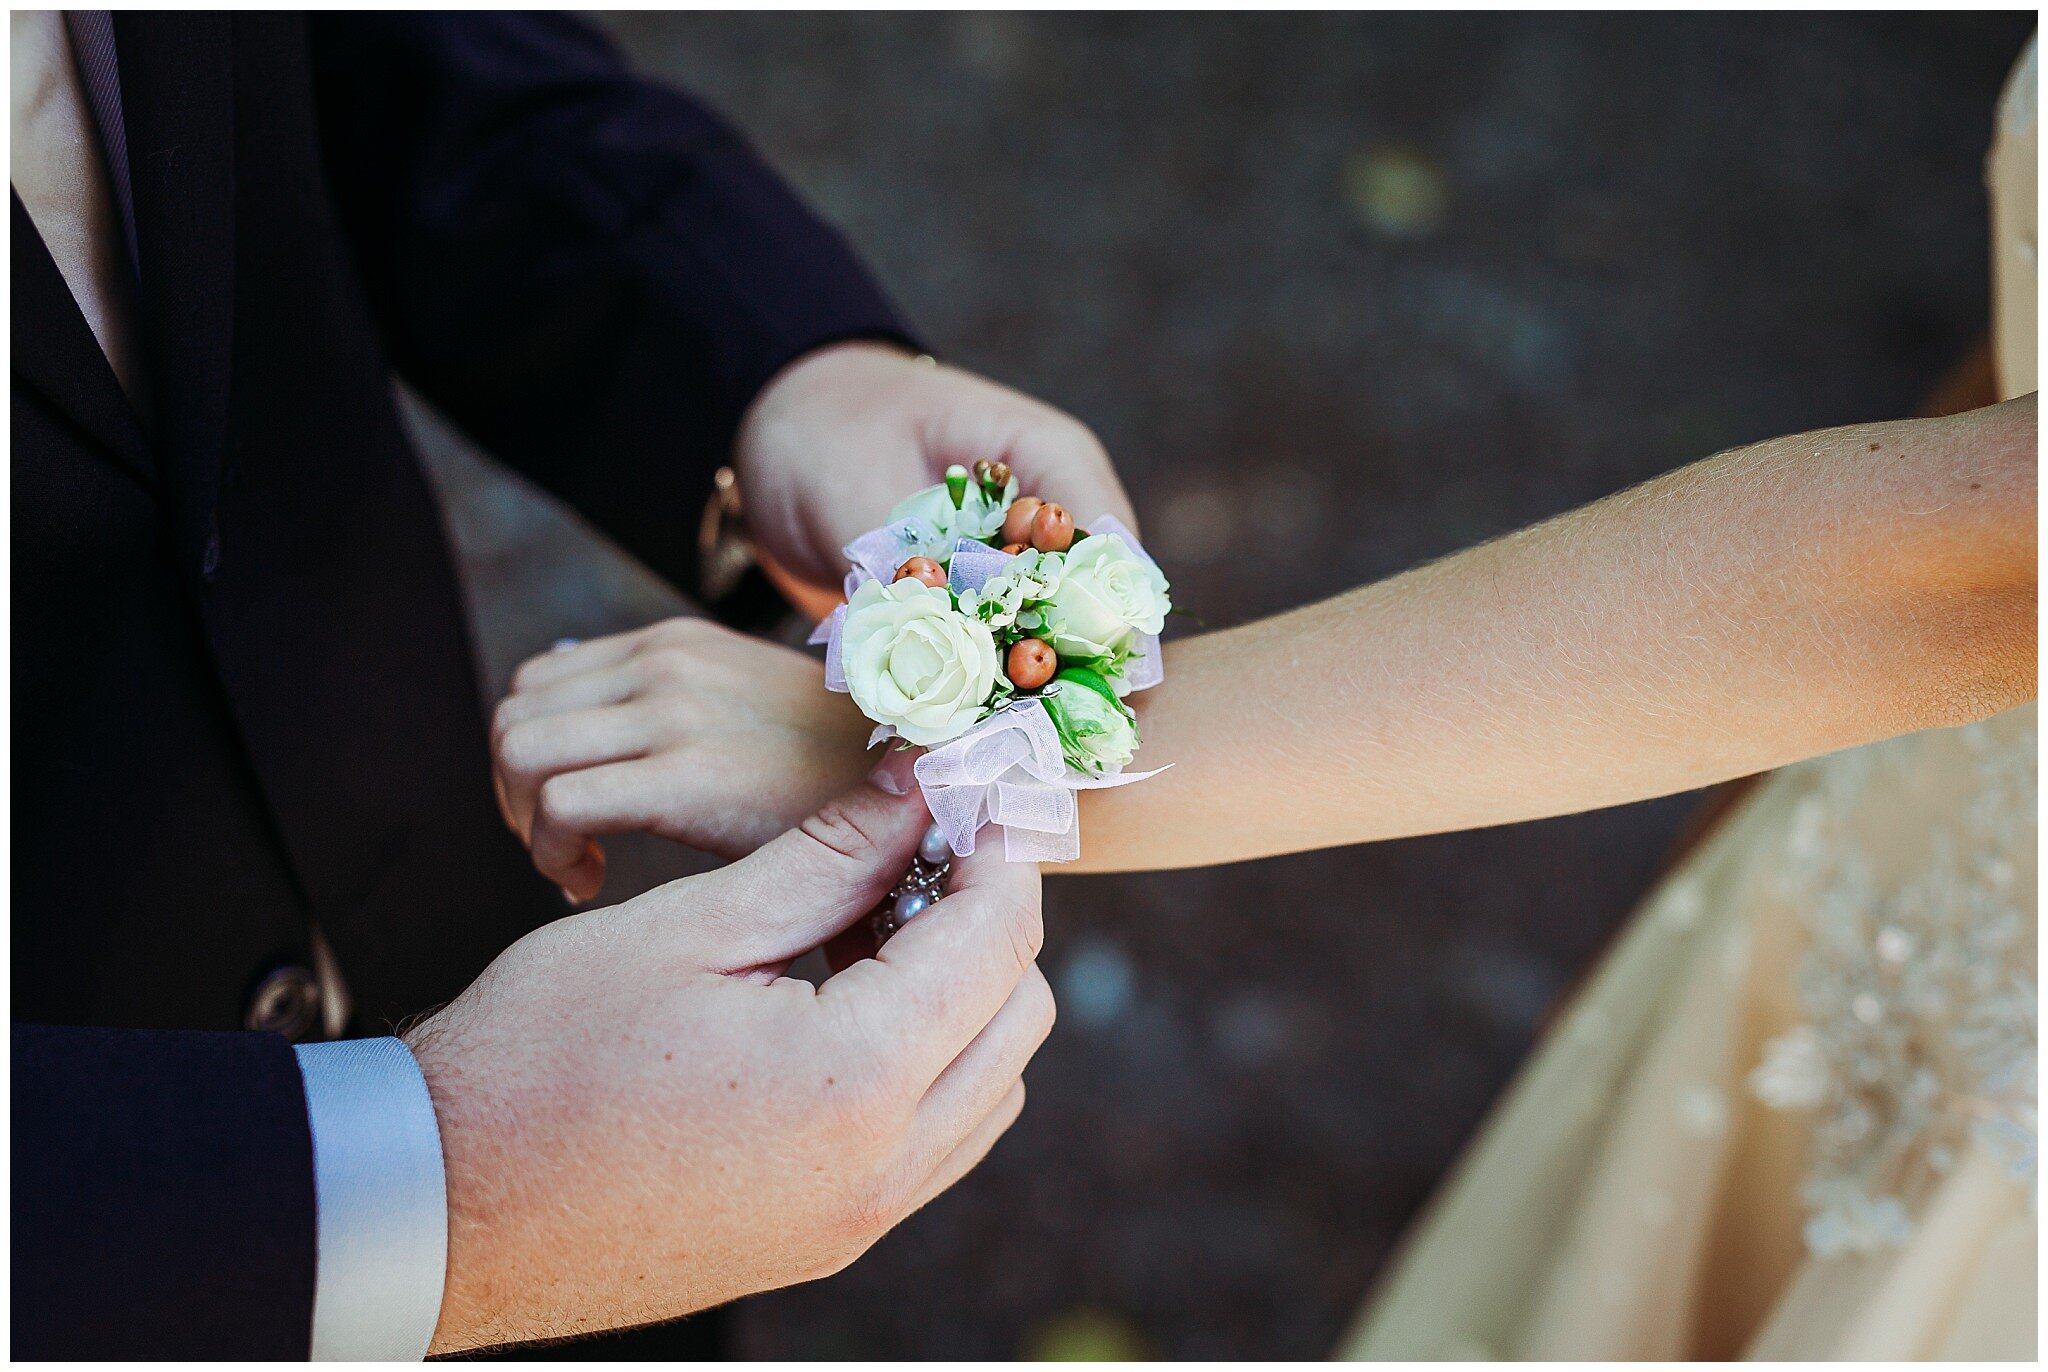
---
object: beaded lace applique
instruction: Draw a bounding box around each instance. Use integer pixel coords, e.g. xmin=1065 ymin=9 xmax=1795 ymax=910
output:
xmin=1748 ymin=711 xmax=2037 ymax=1258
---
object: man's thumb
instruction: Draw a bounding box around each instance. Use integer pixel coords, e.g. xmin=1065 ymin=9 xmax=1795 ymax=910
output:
xmin=691 ymin=764 xmax=932 ymax=972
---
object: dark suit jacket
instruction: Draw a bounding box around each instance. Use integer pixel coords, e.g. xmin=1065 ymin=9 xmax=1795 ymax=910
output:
xmin=12 ymin=12 xmax=910 ymax=1357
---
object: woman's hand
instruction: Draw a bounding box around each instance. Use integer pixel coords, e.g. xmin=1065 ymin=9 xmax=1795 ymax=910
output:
xmin=734 ymin=340 xmax=1138 ymax=602
xmin=492 ymin=618 xmax=880 ymax=901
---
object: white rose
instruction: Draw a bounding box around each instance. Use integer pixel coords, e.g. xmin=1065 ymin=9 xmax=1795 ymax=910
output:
xmin=1039 ymin=533 xmax=1171 ymax=662
xmin=841 ymin=578 xmax=1000 ymax=745
xmin=1043 ymin=669 xmax=1140 ymax=775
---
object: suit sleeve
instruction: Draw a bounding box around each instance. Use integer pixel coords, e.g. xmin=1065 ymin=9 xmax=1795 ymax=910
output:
xmin=11 ymin=1025 xmax=317 ymax=1358
xmin=306 ymin=12 xmax=921 ymax=597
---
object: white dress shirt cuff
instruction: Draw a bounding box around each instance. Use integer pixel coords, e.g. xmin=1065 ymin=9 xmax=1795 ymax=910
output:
xmin=295 ymin=1037 xmax=448 ymax=1360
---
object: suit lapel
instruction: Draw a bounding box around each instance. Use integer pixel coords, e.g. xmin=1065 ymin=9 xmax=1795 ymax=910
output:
xmin=114 ymin=12 xmax=236 ymax=560
xmin=10 ymin=194 xmax=156 ymax=484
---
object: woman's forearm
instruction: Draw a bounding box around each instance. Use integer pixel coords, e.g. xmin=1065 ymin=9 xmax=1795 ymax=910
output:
xmin=1076 ymin=395 xmax=2036 ymax=872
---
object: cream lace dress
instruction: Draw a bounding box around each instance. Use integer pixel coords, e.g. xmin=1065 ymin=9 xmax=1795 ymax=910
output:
xmin=1343 ymin=40 xmax=2037 ymax=1361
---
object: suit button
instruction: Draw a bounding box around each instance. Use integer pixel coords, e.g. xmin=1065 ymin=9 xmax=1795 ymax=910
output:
xmin=245 ymin=964 xmax=320 ymax=1040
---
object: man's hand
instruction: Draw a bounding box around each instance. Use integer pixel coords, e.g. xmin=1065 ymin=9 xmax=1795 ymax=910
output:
xmin=492 ymin=618 xmax=880 ymax=899
xmin=735 ymin=341 xmax=1138 ymax=603
xmin=405 ymin=776 xmax=1050 ymax=1354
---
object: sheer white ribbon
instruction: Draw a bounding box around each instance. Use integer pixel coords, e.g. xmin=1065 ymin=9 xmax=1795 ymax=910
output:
xmin=914 ymin=698 xmax=1165 ymax=862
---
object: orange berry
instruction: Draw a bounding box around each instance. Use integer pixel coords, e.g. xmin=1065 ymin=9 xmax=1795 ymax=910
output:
xmin=999 ymin=541 xmax=1029 ymax=556
xmin=893 ymin=556 xmax=947 ymax=588
xmin=1001 ymin=497 xmax=1043 ymax=547
xmin=1006 ymin=638 xmax=1057 ymax=690
xmin=1029 ymin=502 xmax=1075 ymax=553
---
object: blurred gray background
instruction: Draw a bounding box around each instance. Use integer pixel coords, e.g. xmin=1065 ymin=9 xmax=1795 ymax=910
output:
xmin=412 ymin=11 xmax=2034 ymax=1359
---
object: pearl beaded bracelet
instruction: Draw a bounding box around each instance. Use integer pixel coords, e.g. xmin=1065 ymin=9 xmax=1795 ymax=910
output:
xmin=869 ymin=823 xmax=955 ymax=944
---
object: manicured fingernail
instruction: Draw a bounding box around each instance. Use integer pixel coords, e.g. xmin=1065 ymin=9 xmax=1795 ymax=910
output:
xmin=561 ymin=886 xmax=579 ymax=905
xmin=550 ymin=637 xmax=580 ymax=653
xmin=868 ymin=749 xmax=916 ymax=795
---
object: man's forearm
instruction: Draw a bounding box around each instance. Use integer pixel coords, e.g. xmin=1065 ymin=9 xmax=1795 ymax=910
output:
xmin=1078 ymin=395 xmax=2036 ymax=872
xmin=307 ymin=12 xmax=918 ymax=599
